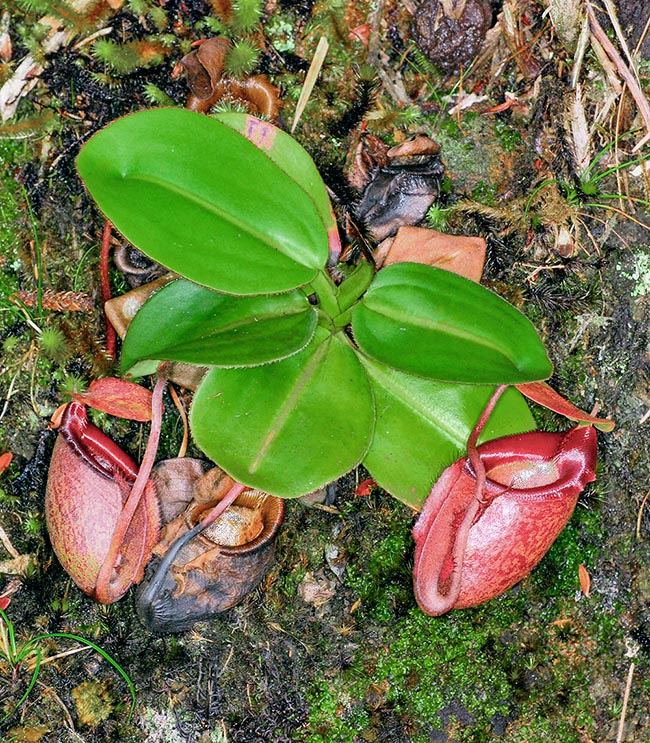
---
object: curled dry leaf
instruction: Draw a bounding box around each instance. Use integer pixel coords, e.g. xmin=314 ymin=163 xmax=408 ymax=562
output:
xmin=174 ymin=37 xmax=280 ymax=119
xmin=71 ymin=377 xmax=153 ymax=421
xmin=375 ymin=225 xmax=486 ymax=281
xmin=174 ymin=37 xmax=230 ymax=100
xmin=104 ymin=275 xmax=173 ymax=339
xmin=387 ymin=134 xmax=441 ymax=158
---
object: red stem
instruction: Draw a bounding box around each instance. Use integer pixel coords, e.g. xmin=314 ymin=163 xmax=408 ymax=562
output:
xmin=466 ymin=385 xmax=508 ymax=503
xmin=94 ymin=374 xmax=166 ymax=603
xmin=100 ymin=219 xmax=117 ymax=361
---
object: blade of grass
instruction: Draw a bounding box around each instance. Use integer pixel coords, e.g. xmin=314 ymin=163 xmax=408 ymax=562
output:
xmin=291 ymin=36 xmax=328 ymax=134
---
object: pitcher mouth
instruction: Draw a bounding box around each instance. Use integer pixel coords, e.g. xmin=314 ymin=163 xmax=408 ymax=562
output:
xmin=185 ymin=489 xmax=285 ymax=556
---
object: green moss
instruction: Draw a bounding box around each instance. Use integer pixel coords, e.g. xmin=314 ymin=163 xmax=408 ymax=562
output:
xmin=494 ymin=120 xmax=522 ymax=152
xmin=471 ymin=180 xmax=497 ymax=206
xmin=299 ymin=677 xmax=371 ymax=743
xmin=292 ymin=478 xmax=619 ymax=743
xmin=344 ymin=497 xmax=413 ymax=622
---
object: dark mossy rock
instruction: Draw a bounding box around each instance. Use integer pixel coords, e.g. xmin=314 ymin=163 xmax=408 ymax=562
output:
xmin=411 ymin=0 xmax=493 ymax=73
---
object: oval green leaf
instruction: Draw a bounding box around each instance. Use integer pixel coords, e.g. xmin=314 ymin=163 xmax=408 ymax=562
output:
xmin=360 ymin=356 xmax=536 ymax=508
xmin=190 ymin=328 xmax=374 ymax=497
xmin=77 ymin=108 xmax=329 ymax=295
xmin=352 ymin=263 xmax=552 ymax=384
xmin=215 ymin=113 xmax=339 ymax=249
xmin=121 ymin=279 xmax=317 ymax=372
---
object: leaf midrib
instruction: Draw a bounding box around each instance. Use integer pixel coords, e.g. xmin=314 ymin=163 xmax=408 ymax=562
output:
xmin=249 ymin=334 xmax=332 ymax=471
xmin=129 ymin=172 xmax=308 ymax=265
xmin=360 ymin=303 xmax=521 ymax=368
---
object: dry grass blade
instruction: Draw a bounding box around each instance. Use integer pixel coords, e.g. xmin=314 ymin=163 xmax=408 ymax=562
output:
xmin=0 ymin=523 xmax=19 ymax=559
xmin=616 ymin=661 xmax=635 ymax=743
xmin=587 ymin=1 xmax=650 ymax=142
xmin=602 ymin=0 xmax=637 ymax=74
xmin=170 ymin=385 xmax=189 ymax=458
xmin=24 ymin=644 xmax=91 ymax=673
xmin=636 ymin=490 xmax=649 ymax=540
xmin=291 ymin=36 xmax=328 ymax=134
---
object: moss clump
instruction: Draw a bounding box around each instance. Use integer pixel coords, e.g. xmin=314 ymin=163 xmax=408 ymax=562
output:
xmin=346 ymin=528 xmax=413 ymax=622
xmin=299 ymin=677 xmax=371 ymax=743
xmin=71 ymin=679 xmax=115 ymax=726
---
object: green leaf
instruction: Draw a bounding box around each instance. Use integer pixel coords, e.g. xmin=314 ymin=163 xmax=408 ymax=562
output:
xmin=360 ymin=356 xmax=536 ymax=508
xmin=77 ymin=108 xmax=329 ymax=295
xmin=215 ymin=113 xmax=338 ymax=243
xmin=121 ymin=279 xmax=317 ymax=372
xmin=352 ymin=263 xmax=552 ymax=383
xmin=190 ymin=327 xmax=374 ymax=497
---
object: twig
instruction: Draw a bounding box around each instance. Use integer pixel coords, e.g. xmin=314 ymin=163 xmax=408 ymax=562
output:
xmin=571 ymin=11 xmax=591 ymax=89
xmin=587 ymin=2 xmax=650 ymax=142
xmin=0 ymin=368 xmax=19 ymax=423
xmin=169 ymin=385 xmax=188 ymax=458
xmin=615 ymin=661 xmax=635 ymax=743
xmin=602 ymin=0 xmax=638 ymax=75
xmin=37 ymin=680 xmax=76 ymax=733
xmin=636 ymin=490 xmax=649 ymax=540
xmin=100 ymin=219 xmax=117 ymax=361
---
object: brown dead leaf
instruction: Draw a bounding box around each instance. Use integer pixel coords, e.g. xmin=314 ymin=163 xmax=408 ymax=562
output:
xmin=579 ymin=563 xmax=591 ymax=597
xmin=376 ymin=226 xmax=486 ymax=281
xmin=0 ymin=451 xmax=12 ymax=475
xmin=175 ymin=37 xmax=229 ymax=101
xmin=298 ymin=569 xmax=337 ymax=606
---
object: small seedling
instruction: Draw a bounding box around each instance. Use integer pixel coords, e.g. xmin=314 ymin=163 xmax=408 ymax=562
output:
xmin=0 ymin=605 xmax=136 ymax=724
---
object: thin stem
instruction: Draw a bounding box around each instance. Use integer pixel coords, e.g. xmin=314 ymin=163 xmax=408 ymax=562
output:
xmin=94 ymin=373 xmax=167 ymax=603
xmin=100 ymin=219 xmax=117 ymax=360
xmin=309 ymin=269 xmax=340 ymax=319
xmin=616 ymin=661 xmax=635 ymax=743
xmin=467 ymin=385 xmax=509 ymax=502
xmin=21 ymin=187 xmax=43 ymax=319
